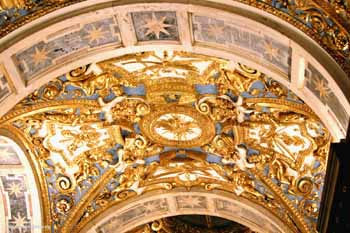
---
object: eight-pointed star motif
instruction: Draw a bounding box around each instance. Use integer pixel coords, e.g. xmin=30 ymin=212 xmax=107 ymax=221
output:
xmin=179 ymin=195 xmax=203 ymax=207
xmin=13 ymin=213 xmax=28 ymax=231
xmin=31 ymin=47 xmax=49 ymax=66
xmin=85 ymin=25 xmax=107 ymax=44
xmin=313 ymin=77 xmax=330 ymax=100
xmin=206 ymin=24 xmax=225 ymax=38
xmin=8 ymin=182 xmax=22 ymax=198
xmin=141 ymin=13 xmax=173 ymax=39
xmin=142 ymin=202 xmax=156 ymax=214
xmin=0 ymin=147 xmax=17 ymax=161
xmin=262 ymin=41 xmax=280 ymax=60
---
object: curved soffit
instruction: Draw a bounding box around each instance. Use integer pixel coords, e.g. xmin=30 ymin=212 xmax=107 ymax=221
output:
xmin=0 ymin=1 xmax=348 ymax=141
xmin=0 ymin=51 xmax=331 ymax=233
xmin=0 ymin=0 xmax=349 ymax=78
xmin=125 ymin=214 xmax=253 ymax=233
xmin=80 ymin=190 xmax=291 ymax=233
xmin=0 ymin=135 xmax=43 ymax=233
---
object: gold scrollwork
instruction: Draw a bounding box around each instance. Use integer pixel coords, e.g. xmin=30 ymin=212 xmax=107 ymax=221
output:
xmin=296 ymin=177 xmax=314 ymax=196
xmin=1 ymin=51 xmax=331 ymax=233
xmin=56 ymin=175 xmax=75 ymax=193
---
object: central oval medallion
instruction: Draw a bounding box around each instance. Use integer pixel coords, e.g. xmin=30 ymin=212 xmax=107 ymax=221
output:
xmin=140 ymin=105 xmax=215 ymax=147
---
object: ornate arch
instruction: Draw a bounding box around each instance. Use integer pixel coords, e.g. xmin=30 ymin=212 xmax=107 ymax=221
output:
xmin=80 ymin=189 xmax=292 ymax=233
xmin=0 ymin=131 xmax=44 ymax=233
xmin=0 ymin=1 xmax=348 ymax=233
xmin=0 ymin=51 xmax=332 ymax=232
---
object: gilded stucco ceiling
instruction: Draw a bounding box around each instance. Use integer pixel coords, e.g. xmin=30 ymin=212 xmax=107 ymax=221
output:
xmin=0 ymin=0 xmax=348 ymax=143
xmin=0 ymin=50 xmax=331 ymax=233
xmin=0 ymin=1 xmax=349 ymax=233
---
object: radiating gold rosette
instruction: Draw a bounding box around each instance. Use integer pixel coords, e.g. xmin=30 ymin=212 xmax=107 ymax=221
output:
xmin=140 ymin=105 xmax=215 ymax=147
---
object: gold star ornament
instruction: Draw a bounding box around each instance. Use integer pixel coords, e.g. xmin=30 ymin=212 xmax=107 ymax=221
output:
xmin=8 ymin=182 xmax=22 ymax=198
xmin=85 ymin=25 xmax=107 ymax=43
xmin=313 ymin=77 xmax=330 ymax=100
xmin=0 ymin=147 xmax=17 ymax=161
xmin=31 ymin=47 xmax=49 ymax=66
xmin=263 ymin=41 xmax=279 ymax=60
xmin=206 ymin=24 xmax=225 ymax=37
xmin=13 ymin=213 xmax=28 ymax=230
xmin=141 ymin=13 xmax=172 ymax=39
